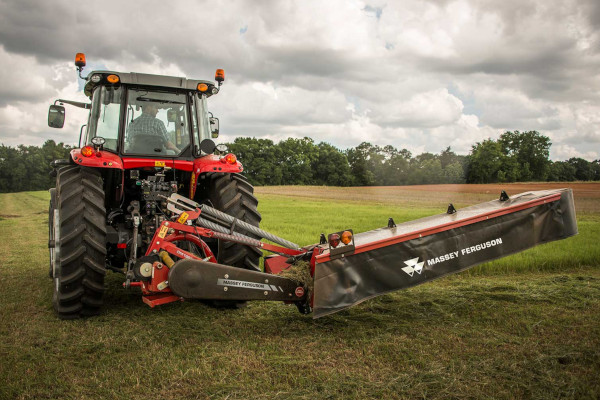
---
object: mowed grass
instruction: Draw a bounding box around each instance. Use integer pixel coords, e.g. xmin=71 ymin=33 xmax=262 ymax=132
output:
xmin=0 ymin=185 xmax=599 ymax=400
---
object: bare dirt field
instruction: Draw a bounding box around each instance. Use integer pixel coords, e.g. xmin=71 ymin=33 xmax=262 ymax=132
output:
xmin=256 ymin=182 xmax=600 ymax=213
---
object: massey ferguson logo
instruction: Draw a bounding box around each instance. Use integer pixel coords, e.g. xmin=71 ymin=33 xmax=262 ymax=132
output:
xmin=402 ymin=257 xmax=424 ymax=277
xmin=401 ymin=237 xmax=504 ymax=278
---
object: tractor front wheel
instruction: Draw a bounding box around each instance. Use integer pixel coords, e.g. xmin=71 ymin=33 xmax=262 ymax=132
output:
xmin=52 ymin=166 xmax=107 ymax=319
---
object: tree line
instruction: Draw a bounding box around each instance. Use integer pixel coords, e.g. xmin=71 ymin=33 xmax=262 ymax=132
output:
xmin=466 ymin=131 xmax=600 ymax=183
xmin=0 ymin=131 xmax=598 ymax=193
xmin=0 ymin=140 xmax=71 ymax=193
xmin=228 ymin=131 xmax=600 ymax=186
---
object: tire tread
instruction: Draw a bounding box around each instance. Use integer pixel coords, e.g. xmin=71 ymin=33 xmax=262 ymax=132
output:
xmin=53 ymin=166 xmax=106 ymax=319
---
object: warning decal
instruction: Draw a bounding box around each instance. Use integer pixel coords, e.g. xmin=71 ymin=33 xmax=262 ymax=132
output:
xmin=177 ymin=212 xmax=189 ymax=224
xmin=158 ymin=225 xmax=169 ymax=238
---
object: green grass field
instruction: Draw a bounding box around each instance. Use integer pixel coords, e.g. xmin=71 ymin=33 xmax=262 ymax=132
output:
xmin=0 ymin=186 xmax=599 ymax=400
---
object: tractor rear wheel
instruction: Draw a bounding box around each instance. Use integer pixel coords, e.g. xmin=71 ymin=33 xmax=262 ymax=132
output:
xmin=207 ymin=173 xmax=262 ymax=271
xmin=48 ymin=188 xmax=56 ymax=278
xmin=52 ymin=166 xmax=107 ymax=319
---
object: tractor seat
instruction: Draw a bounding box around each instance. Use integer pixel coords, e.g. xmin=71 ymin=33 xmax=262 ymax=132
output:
xmin=130 ymin=134 xmax=165 ymax=153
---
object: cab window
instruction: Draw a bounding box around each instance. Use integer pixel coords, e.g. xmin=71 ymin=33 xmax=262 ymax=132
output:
xmin=87 ymin=86 xmax=123 ymax=151
xmin=124 ymin=88 xmax=190 ymax=156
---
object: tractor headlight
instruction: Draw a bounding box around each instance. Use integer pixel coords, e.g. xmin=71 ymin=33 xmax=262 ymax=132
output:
xmin=91 ymin=136 xmax=105 ymax=150
xmin=90 ymin=74 xmax=102 ymax=83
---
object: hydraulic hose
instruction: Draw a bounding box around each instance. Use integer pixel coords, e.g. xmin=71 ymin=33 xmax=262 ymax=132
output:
xmin=162 ymin=193 xmax=301 ymax=250
xmin=196 ymin=209 xmax=300 ymax=250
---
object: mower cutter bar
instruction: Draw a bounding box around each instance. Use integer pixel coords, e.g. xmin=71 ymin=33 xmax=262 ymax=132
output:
xmin=311 ymin=189 xmax=578 ymax=318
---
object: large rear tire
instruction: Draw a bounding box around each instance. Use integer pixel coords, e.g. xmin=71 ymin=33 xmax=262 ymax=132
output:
xmin=207 ymin=173 xmax=262 ymax=271
xmin=48 ymin=188 xmax=56 ymax=278
xmin=52 ymin=166 xmax=107 ymax=319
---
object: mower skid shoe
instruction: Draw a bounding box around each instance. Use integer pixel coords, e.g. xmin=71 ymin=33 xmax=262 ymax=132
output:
xmin=312 ymin=189 xmax=578 ymax=318
xmin=169 ymin=259 xmax=307 ymax=302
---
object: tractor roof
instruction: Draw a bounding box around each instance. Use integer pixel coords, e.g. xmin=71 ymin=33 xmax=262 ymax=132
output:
xmin=84 ymin=70 xmax=216 ymax=97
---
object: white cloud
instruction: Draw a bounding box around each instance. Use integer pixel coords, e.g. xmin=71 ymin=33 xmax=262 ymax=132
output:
xmin=0 ymin=46 xmax=59 ymax=105
xmin=572 ymin=103 xmax=600 ymax=142
xmin=368 ymin=88 xmax=464 ymax=128
xmin=552 ymin=144 xmax=598 ymax=161
xmin=0 ymin=0 xmax=598 ymax=160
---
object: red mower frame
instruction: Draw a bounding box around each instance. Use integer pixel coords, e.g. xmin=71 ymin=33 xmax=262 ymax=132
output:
xmin=131 ymin=205 xmax=308 ymax=307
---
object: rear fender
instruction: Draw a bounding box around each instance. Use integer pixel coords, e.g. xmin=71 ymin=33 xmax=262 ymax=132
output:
xmin=70 ymin=149 xmax=123 ymax=169
xmin=69 ymin=149 xmax=124 ymax=205
xmin=190 ymin=155 xmax=243 ymax=198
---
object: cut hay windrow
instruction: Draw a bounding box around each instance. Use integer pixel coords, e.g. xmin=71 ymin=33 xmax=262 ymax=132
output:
xmin=278 ymin=261 xmax=314 ymax=299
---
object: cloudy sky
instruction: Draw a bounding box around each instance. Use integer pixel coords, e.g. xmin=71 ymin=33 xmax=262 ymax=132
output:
xmin=0 ymin=0 xmax=599 ymax=160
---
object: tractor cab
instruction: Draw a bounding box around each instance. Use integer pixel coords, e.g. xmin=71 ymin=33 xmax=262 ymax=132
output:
xmin=49 ymin=53 xmax=224 ymax=160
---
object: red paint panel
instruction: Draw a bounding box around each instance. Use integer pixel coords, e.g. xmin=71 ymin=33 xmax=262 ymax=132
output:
xmin=142 ymin=294 xmax=182 ymax=308
xmin=121 ymin=158 xmax=193 ymax=171
xmin=146 ymin=261 xmax=171 ymax=293
xmin=264 ymin=255 xmax=292 ymax=274
xmin=70 ymin=149 xmax=123 ymax=169
xmin=70 ymin=150 xmax=245 ymax=175
xmin=192 ymin=154 xmax=243 ymax=175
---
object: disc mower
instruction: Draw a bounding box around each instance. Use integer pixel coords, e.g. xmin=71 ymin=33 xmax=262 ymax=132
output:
xmin=47 ymin=53 xmax=578 ymax=319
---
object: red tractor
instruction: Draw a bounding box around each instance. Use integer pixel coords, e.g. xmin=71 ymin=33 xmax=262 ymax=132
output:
xmin=48 ymin=53 xmax=578 ymax=320
xmin=47 ymin=53 xmax=273 ymax=318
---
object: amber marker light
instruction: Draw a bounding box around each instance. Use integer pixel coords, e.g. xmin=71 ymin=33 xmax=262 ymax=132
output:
xmin=341 ymin=230 xmax=353 ymax=245
xmin=215 ymin=69 xmax=225 ymax=82
xmin=107 ymin=74 xmax=120 ymax=84
xmin=224 ymin=153 xmax=237 ymax=164
xmin=81 ymin=146 xmax=95 ymax=157
xmin=329 ymin=233 xmax=341 ymax=248
xmin=75 ymin=53 xmax=86 ymax=67
xmin=197 ymin=83 xmax=208 ymax=92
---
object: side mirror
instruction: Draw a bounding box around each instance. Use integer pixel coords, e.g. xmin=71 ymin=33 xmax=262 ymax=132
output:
xmin=167 ymin=109 xmax=177 ymax=123
xmin=48 ymin=105 xmax=65 ymax=128
xmin=210 ymin=117 xmax=219 ymax=138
